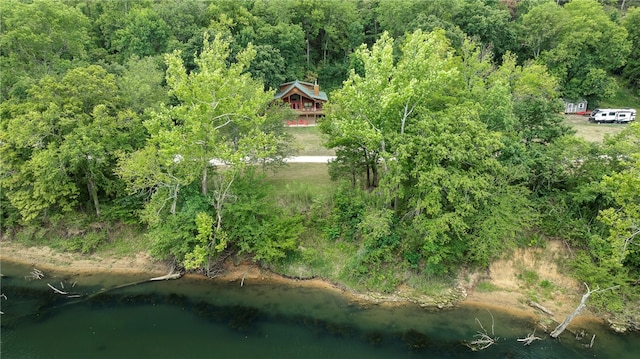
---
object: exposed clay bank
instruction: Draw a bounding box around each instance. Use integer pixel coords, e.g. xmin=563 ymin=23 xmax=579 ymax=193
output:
xmin=2 ymin=258 xmax=639 ymax=359
xmin=3 ymin=240 xmax=640 ymax=357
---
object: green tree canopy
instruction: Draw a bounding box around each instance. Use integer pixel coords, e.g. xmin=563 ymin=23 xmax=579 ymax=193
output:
xmin=117 ymin=34 xmax=295 ymax=273
xmin=622 ymin=7 xmax=640 ymax=95
xmin=323 ymin=30 xmax=535 ymax=274
xmin=1 ymin=65 xmax=141 ymax=222
xmin=522 ymin=0 xmax=631 ymax=102
xmin=0 ymin=0 xmax=91 ymax=99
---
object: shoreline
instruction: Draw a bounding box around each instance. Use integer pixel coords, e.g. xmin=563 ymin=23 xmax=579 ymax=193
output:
xmin=0 ymin=241 xmax=607 ymax=331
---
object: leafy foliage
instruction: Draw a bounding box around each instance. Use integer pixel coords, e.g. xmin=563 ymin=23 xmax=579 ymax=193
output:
xmin=0 ymin=65 xmax=141 ymax=222
xmin=226 ymin=172 xmax=302 ymax=263
xmin=0 ymin=0 xmax=90 ymax=99
xmin=323 ymin=30 xmax=536 ymax=276
xmin=117 ymin=34 xmax=294 ymax=271
xmin=1 ymin=0 xmax=639 ymax=314
xmin=522 ymin=0 xmax=631 ymax=103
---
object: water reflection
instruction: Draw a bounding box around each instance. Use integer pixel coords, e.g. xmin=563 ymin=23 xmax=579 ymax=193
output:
xmin=1 ymin=260 xmax=637 ymax=359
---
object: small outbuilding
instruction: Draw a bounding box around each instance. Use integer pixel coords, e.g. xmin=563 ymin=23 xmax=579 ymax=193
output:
xmin=564 ymin=99 xmax=588 ymax=114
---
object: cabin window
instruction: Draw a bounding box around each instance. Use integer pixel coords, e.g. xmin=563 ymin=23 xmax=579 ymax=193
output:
xmin=609 ymin=112 xmax=616 ymax=116
xmin=290 ymin=94 xmax=300 ymax=101
xmin=304 ymin=102 xmax=312 ymax=109
xmin=620 ymin=114 xmax=626 ymax=118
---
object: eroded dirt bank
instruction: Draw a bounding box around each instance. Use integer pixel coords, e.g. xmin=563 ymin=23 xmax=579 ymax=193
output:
xmin=0 ymin=240 xmax=627 ymax=332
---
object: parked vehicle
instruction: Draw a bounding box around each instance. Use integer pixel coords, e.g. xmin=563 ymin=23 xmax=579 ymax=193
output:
xmin=588 ymin=108 xmax=636 ymax=123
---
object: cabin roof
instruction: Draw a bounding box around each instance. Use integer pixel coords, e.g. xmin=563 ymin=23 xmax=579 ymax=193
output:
xmin=274 ymin=80 xmax=328 ymax=102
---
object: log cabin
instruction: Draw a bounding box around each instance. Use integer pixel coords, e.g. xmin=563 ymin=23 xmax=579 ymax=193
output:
xmin=274 ymin=80 xmax=327 ymax=126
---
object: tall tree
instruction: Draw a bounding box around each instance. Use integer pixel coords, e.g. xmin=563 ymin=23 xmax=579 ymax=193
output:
xmin=1 ymin=65 xmax=139 ymax=221
xmin=375 ymin=0 xmax=463 ymax=40
xmin=323 ymin=30 xmax=534 ymax=274
xmin=519 ymin=1 xmax=564 ymax=59
xmin=111 ymin=7 xmax=172 ymax=61
xmin=453 ymin=0 xmax=518 ymax=61
xmin=117 ymin=55 xmax=169 ymax=113
xmin=118 ymin=34 xmax=293 ymax=273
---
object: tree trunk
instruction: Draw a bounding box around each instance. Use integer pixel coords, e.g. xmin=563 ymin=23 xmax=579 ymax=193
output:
xmin=201 ymin=166 xmax=208 ymax=195
xmin=170 ymin=183 xmax=180 ymax=215
xmin=550 ymin=296 xmax=588 ymax=338
xmin=372 ymin=159 xmax=378 ymax=187
xmin=324 ymin=38 xmax=329 ymax=63
xmin=366 ymin=163 xmax=371 ymax=188
xmin=550 ymin=283 xmax=616 ymax=338
xmin=87 ymin=176 xmax=100 ymax=217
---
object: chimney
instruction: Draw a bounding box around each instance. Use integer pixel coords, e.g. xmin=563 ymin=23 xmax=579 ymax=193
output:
xmin=314 ymin=79 xmax=319 ymax=96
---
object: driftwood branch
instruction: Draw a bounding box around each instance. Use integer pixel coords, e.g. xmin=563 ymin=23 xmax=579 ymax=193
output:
xmin=108 ymin=267 xmax=182 ymax=292
xmin=149 ymin=272 xmax=182 ymax=281
xmin=517 ymin=329 xmax=542 ymax=346
xmin=25 ymin=268 xmax=44 ymax=280
xmin=240 ymin=271 xmax=249 ymax=287
xmin=47 ymin=283 xmax=68 ymax=295
xmin=464 ymin=310 xmax=499 ymax=351
xmin=528 ymin=300 xmax=554 ymax=316
xmin=550 ymin=283 xmax=618 ymax=338
xmin=2 ymin=266 xmax=183 ymax=327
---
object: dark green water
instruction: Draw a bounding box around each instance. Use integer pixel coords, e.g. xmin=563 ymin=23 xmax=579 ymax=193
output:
xmin=1 ymin=260 xmax=638 ymax=358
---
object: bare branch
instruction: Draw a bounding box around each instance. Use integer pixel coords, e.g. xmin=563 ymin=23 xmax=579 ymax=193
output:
xmin=517 ymin=329 xmax=542 ymax=346
xmin=25 ymin=268 xmax=44 ymax=281
xmin=464 ymin=310 xmax=499 ymax=351
xmin=47 ymin=283 xmax=68 ymax=295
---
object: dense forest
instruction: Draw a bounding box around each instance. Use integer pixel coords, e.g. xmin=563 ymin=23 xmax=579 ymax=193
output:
xmin=1 ymin=0 xmax=639 ymax=321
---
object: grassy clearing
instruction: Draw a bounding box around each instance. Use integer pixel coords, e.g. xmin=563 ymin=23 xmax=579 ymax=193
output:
xmin=268 ymin=163 xmax=334 ymax=192
xmin=274 ymin=234 xmax=359 ymax=280
xmin=285 ymin=126 xmax=335 ymax=156
xmin=564 ymin=80 xmax=639 ymax=143
xmin=564 ymin=114 xmax=627 ymax=142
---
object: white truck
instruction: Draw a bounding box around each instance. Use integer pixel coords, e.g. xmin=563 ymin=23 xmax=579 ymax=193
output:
xmin=588 ymin=108 xmax=636 ymax=123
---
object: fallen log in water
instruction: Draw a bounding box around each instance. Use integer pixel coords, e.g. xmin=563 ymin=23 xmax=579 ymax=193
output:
xmin=47 ymin=283 xmax=68 ymax=295
xmin=2 ymin=267 xmax=183 ymax=326
xmin=528 ymin=300 xmax=554 ymax=316
xmin=149 ymin=272 xmax=182 ymax=281
xmin=517 ymin=330 xmax=542 ymax=346
xmin=550 ymin=283 xmax=618 ymax=338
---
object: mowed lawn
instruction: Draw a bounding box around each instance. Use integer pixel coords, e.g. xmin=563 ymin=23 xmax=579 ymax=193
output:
xmin=564 ymin=114 xmax=628 ymax=142
xmin=285 ymin=126 xmax=335 ymax=156
xmin=267 ymin=126 xmax=335 ymax=197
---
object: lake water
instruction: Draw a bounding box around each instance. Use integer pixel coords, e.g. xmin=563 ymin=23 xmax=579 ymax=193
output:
xmin=1 ymin=260 xmax=638 ymax=358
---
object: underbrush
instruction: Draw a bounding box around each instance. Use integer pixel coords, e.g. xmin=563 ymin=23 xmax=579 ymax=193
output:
xmin=8 ymin=213 xmax=149 ymax=256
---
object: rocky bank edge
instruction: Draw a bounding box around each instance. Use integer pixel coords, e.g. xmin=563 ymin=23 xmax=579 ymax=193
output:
xmin=0 ymin=240 xmax=636 ymax=333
